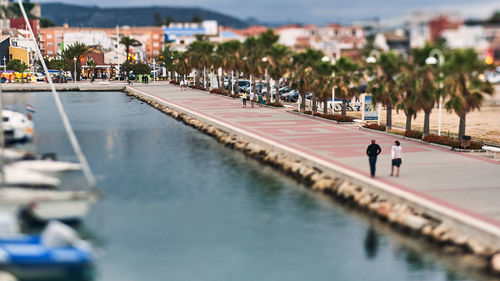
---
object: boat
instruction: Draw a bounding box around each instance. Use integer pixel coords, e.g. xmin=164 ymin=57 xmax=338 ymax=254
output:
xmin=1 ymin=167 xmax=60 ymax=188
xmin=0 ymin=219 xmax=94 ymax=280
xmin=2 ymin=110 xmax=33 ymax=143
xmin=0 ymin=187 xmax=97 ymax=223
xmin=7 ymin=160 xmax=81 ymax=177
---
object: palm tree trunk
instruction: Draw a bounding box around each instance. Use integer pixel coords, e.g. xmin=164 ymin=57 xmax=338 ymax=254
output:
xmin=323 ymin=98 xmax=328 ymax=114
xmin=386 ymin=105 xmax=392 ymax=131
xmin=423 ymin=109 xmax=431 ymax=136
xmin=300 ymin=93 xmax=306 ymax=112
xmin=275 ymin=79 xmax=280 ymax=105
xmin=228 ymin=70 xmax=233 ymax=95
xmin=405 ymin=112 xmax=412 ymax=131
xmin=312 ymin=97 xmax=317 ymax=113
xmin=235 ymin=70 xmax=240 ymax=94
xmin=458 ymin=112 xmax=466 ymax=139
xmin=203 ymin=66 xmax=207 ymax=89
xmin=341 ymin=98 xmax=347 ymax=116
xmin=266 ymin=74 xmax=271 ymax=102
xmin=216 ymin=70 xmax=220 ymax=90
xmin=195 ymin=70 xmax=201 ymax=88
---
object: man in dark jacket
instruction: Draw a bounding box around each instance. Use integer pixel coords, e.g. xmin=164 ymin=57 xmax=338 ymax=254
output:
xmin=366 ymin=139 xmax=382 ymax=178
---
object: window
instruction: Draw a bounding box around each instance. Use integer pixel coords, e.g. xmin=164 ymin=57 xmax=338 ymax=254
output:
xmin=47 ymin=43 xmax=52 ymax=47
xmin=153 ymin=50 xmax=159 ymax=55
xmin=47 ymin=34 xmax=52 ymax=39
xmin=153 ymin=34 xmax=159 ymax=39
xmin=57 ymin=43 xmax=61 ymax=46
xmin=56 ymin=34 xmax=62 ymax=39
xmin=48 ymin=51 xmax=53 ymax=55
xmin=153 ymin=42 xmax=159 ymax=47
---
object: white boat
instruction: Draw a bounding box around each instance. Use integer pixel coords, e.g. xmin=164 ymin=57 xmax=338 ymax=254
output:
xmin=1 ymin=166 xmax=60 ymax=188
xmin=7 ymin=160 xmax=81 ymax=177
xmin=2 ymin=110 xmax=33 ymax=143
xmin=0 ymin=187 xmax=97 ymax=223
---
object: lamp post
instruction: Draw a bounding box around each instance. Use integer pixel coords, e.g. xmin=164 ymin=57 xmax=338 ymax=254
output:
xmin=262 ymin=57 xmax=269 ymax=101
xmin=425 ymin=49 xmax=445 ymax=136
xmin=321 ymin=56 xmax=337 ymax=113
xmin=73 ymin=57 xmax=77 ymax=83
xmin=2 ymin=56 xmax=6 ymax=73
xmin=365 ymin=50 xmax=382 ymax=125
xmin=153 ymin=58 xmax=156 ymax=82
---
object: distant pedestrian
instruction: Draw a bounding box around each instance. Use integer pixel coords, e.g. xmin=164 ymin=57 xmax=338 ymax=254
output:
xmin=391 ymin=140 xmax=402 ymax=177
xmin=249 ymin=91 xmax=255 ymax=108
xmin=258 ymin=92 xmax=264 ymax=107
xmin=242 ymin=92 xmax=248 ymax=108
xmin=180 ymin=79 xmax=185 ymax=91
xmin=366 ymin=139 xmax=382 ymax=178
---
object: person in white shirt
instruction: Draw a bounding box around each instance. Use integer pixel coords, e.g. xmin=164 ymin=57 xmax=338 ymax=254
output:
xmin=179 ymin=79 xmax=185 ymax=91
xmin=391 ymin=140 xmax=402 ymax=177
xmin=249 ymin=91 xmax=255 ymax=108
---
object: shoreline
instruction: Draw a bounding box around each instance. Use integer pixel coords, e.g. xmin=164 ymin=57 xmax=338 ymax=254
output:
xmin=124 ymin=85 xmax=500 ymax=276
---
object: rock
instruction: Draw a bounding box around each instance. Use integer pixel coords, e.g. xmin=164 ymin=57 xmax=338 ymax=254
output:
xmin=311 ymin=179 xmax=335 ymax=191
xmin=337 ymin=181 xmax=357 ymax=199
xmin=357 ymin=194 xmax=373 ymax=207
xmin=310 ymin=173 xmax=325 ymax=183
xmin=421 ymin=224 xmax=433 ymax=236
xmin=368 ymin=202 xmax=380 ymax=213
xmin=467 ymin=239 xmax=493 ymax=256
xmin=431 ymin=224 xmax=449 ymax=240
xmin=376 ymin=202 xmax=393 ymax=218
xmin=449 ymin=231 xmax=467 ymax=246
xmin=491 ymin=253 xmax=500 ymax=273
xmin=399 ymin=214 xmax=428 ymax=231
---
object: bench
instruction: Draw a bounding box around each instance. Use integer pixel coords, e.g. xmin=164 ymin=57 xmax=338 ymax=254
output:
xmin=482 ymin=146 xmax=500 ymax=158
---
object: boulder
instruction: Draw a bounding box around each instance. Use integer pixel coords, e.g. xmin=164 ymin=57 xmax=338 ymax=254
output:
xmin=467 ymin=239 xmax=493 ymax=256
xmin=376 ymin=202 xmax=393 ymax=218
xmin=399 ymin=214 xmax=428 ymax=231
xmin=491 ymin=253 xmax=500 ymax=273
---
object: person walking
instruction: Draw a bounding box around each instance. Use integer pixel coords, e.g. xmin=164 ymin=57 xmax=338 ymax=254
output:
xmin=249 ymin=91 xmax=255 ymax=108
xmin=257 ymin=92 xmax=264 ymax=107
xmin=242 ymin=92 xmax=248 ymax=108
xmin=180 ymin=79 xmax=185 ymax=91
xmin=391 ymin=140 xmax=402 ymax=177
xmin=366 ymin=139 xmax=382 ymax=178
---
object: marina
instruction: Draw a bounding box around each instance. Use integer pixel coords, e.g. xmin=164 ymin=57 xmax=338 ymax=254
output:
xmin=1 ymin=90 xmax=496 ymax=280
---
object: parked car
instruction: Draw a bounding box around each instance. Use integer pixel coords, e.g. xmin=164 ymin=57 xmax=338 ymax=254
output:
xmin=35 ymin=73 xmax=45 ymax=82
xmin=281 ymin=90 xmax=299 ymax=102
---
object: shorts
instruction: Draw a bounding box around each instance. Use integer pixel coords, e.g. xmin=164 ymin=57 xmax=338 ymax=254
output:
xmin=392 ymin=158 xmax=402 ymax=167
xmin=242 ymin=98 xmax=247 ymax=105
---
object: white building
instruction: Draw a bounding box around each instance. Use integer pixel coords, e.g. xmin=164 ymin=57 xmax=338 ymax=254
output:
xmin=104 ymin=50 xmax=127 ymax=65
xmin=63 ymin=30 xmax=115 ymax=50
xmin=441 ymin=25 xmax=489 ymax=51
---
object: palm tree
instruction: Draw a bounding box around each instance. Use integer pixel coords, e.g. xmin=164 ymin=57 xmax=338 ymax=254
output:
xmin=241 ymin=36 xmax=263 ymax=95
xmin=186 ymin=39 xmax=214 ymax=88
xmin=411 ymin=45 xmax=442 ymax=135
xmin=311 ymin=60 xmax=335 ymax=114
xmin=258 ymin=29 xmax=279 ymax=101
xmin=267 ymin=44 xmax=291 ymax=104
xmin=443 ymin=48 xmax=494 ymax=139
xmin=291 ymin=49 xmax=323 ymax=112
xmin=217 ymin=40 xmax=241 ymax=95
xmin=86 ymin=58 xmax=97 ymax=81
xmin=367 ymin=51 xmax=405 ymax=130
xmin=333 ymin=57 xmax=362 ymax=116
xmin=120 ymin=36 xmax=142 ymax=62
xmin=61 ymin=42 xmax=90 ymax=81
xmin=395 ymin=61 xmax=420 ymax=131
xmin=159 ymin=45 xmax=175 ymax=80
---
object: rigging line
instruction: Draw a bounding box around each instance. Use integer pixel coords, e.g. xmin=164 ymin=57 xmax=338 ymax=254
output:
xmin=17 ymin=0 xmax=96 ymax=187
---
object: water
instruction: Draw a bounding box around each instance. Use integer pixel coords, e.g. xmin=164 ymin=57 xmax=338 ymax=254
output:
xmin=3 ymin=91 xmax=488 ymax=281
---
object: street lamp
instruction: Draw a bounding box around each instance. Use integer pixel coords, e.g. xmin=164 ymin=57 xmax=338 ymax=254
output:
xmin=365 ymin=50 xmax=382 ymax=125
xmin=2 ymin=56 xmax=6 ymax=73
xmin=73 ymin=57 xmax=77 ymax=83
xmin=153 ymin=58 xmax=156 ymax=82
xmin=426 ymin=48 xmax=445 ymax=136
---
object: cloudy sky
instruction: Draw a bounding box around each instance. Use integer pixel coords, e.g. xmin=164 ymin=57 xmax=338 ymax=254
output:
xmin=35 ymin=0 xmax=500 ymax=24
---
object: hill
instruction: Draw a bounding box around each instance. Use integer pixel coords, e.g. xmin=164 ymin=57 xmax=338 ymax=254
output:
xmin=40 ymin=2 xmax=249 ymax=28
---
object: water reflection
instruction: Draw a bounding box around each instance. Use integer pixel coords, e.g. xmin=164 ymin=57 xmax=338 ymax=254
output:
xmin=364 ymin=226 xmax=379 ymax=259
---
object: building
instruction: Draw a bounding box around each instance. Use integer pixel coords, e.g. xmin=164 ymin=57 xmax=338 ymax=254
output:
xmin=39 ymin=25 xmax=164 ymax=62
xmin=163 ymin=20 xmax=219 ymax=50
xmin=10 ymin=18 xmax=39 ymax=41
xmin=374 ymin=29 xmax=410 ymax=56
xmin=104 ymin=50 xmax=127 ymax=65
xmin=9 ymin=45 xmax=29 ymax=65
xmin=276 ymin=24 xmax=365 ymax=59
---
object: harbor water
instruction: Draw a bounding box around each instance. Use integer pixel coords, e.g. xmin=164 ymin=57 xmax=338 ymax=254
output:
xmin=3 ymin=91 xmax=490 ymax=281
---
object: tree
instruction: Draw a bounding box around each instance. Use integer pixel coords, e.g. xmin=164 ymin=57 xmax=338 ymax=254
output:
xmin=186 ymin=39 xmax=214 ymax=88
xmin=86 ymin=58 xmax=97 ymax=79
xmin=191 ymin=15 xmax=202 ymax=23
xmin=311 ymin=60 xmax=335 ymax=114
xmin=367 ymin=51 xmax=405 ymax=131
xmin=132 ymin=62 xmax=151 ymax=75
xmin=291 ymin=49 xmax=323 ymax=112
xmin=443 ymin=48 xmax=494 ymax=139
xmin=258 ymin=29 xmax=279 ymax=101
xmin=61 ymin=42 xmax=90 ymax=81
xmin=40 ymin=18 xmax=56 ymax=28
xmin=333 ymin=56 xmax=362 ymax=116
xmin=411 ymin=45 xmax=442 ymax=135
xmin=267 ymin=44 xmax=291 ymax=104
xmin=120 ymin=36 xmax=142 ymax=62
xmin=395 ymin=61 xmax=420 ymax=131
xmin=7 ymin=59 xmax=28 ymax=83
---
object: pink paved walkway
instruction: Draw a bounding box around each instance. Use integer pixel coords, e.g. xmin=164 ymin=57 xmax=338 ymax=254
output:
xmin=130 ymin=83 xmax=500 ymax=239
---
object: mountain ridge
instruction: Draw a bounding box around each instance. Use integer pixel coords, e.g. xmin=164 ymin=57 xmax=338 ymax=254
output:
xmin=40 ymin=2 xmax=250 ymax=28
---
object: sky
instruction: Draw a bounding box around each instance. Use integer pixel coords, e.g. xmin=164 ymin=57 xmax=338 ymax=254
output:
xmin=35 ymin=0 xmax=500 ymax=24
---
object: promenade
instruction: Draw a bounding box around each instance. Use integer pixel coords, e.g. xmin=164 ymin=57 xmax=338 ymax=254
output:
xmin=128 ymin=83 xmax=500 ymax=246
